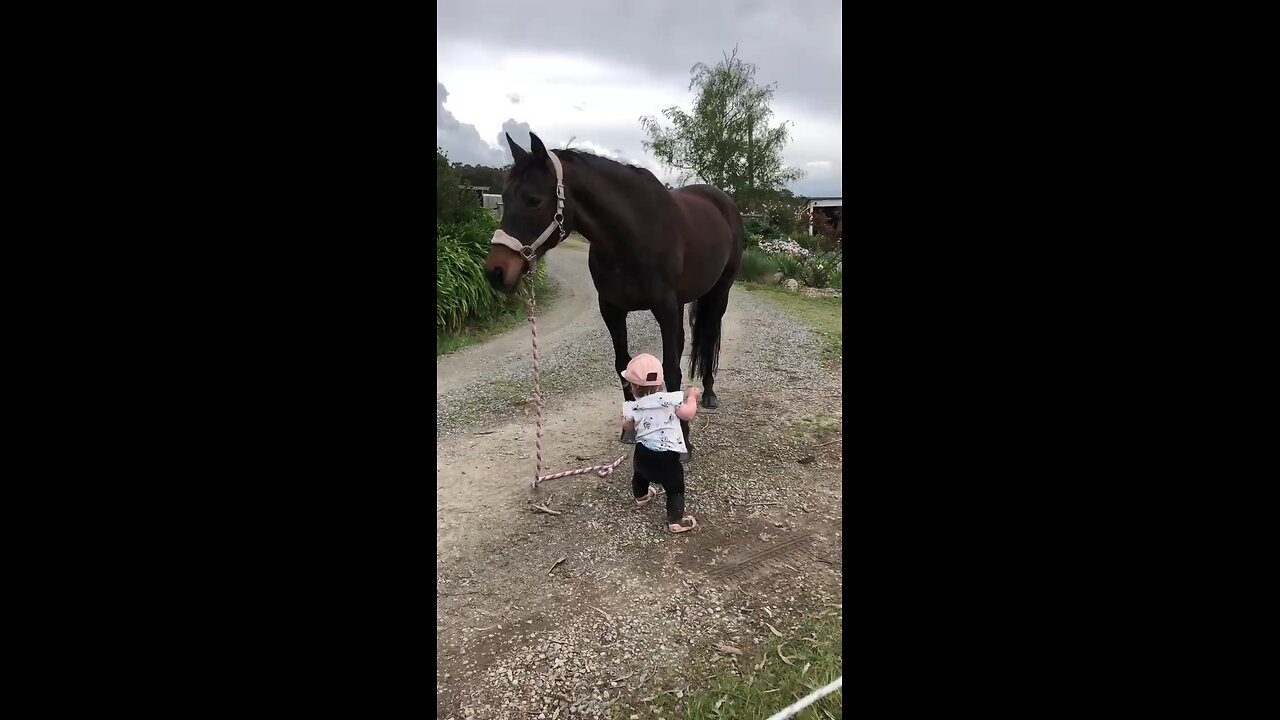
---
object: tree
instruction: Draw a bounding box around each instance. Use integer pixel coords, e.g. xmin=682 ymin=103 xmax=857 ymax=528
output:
xmin=640 ymin=47 xmax=804 ymax=207
xmin=450 ymin=162 xmax=510 ymax=193
xmin=437 ymin=148 xmax=479 ymax=225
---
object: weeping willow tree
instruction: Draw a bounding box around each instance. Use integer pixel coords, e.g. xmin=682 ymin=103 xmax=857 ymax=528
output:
xmin=640 ymin=47 xmax=804 ymax=209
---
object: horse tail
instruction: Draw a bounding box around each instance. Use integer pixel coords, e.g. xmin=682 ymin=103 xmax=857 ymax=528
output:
xmin=689 ymin=298 xmax=719 ymax=382
xmin=690 ymin=188 xmax=740 ymax=381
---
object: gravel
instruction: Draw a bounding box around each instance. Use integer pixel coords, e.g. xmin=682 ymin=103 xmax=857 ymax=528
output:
xmin=436 ymin=305 xmax=663 ymax=439
xmin=436 ymin=251 xmax=843 ymax=720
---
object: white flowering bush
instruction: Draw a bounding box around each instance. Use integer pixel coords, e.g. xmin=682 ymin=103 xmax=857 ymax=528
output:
xmin=758 ymin=238 xmax=811 ymax=259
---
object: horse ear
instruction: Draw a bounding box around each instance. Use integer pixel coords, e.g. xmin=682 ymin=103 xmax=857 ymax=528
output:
xmin=506 ymin=133 xmax=529 ymax=162
xmin=529 ymin=132 xmax=548 ymax=160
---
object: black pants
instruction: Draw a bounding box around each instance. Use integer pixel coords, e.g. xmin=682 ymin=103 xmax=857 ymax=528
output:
xmin=634 ymin=443 xmax=685 ymax=523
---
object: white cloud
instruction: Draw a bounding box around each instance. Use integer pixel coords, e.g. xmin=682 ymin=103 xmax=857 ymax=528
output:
xmin=436 ymin=39 xmax=840 ymax=196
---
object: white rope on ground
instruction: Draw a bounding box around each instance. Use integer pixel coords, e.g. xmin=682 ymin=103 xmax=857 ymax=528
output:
xmin=526 ymin=278 xmax=625 ymax=488
xmin=764 ymin=676 xmax=842 ymax=720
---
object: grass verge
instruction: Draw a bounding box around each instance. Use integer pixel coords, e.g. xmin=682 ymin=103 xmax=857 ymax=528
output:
xmin=784 ymin=414 xmax=842 ymax=441
xmin=559 ymin=233 xmax=589 ymax=250
xmin=436 ymin=277 xmax=559 ymax=357
xmin=622 ymin=609 xmax=843 ymax=719
xmin=739 ymin=282 xmax=842 ymax=367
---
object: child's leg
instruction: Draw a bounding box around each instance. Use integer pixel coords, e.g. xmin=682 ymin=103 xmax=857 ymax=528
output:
xmin=632 ymin=470 xmax=650 ymax=500
xmin=633 ymin=446 xmax=658 ymax=507
xmin=661 ymin=453 xmax=689 ymax=525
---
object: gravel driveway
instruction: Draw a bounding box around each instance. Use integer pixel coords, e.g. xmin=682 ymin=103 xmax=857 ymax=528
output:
xmin=436 ymin=238 xmax=843 ymax=719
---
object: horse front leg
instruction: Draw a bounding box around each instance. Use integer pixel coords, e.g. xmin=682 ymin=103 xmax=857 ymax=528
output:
xmin=652 ymin=297 xmax=692 ymax=461
xmin=599 ymin=298 xmax=632 ymax=402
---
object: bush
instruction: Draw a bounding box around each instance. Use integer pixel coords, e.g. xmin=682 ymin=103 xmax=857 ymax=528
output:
xmin=739 ymin=247 xmax=776 ymax=282
xmin=800 ymin=251 xmax=840 ymax=289
xmin=437 ymin=210 xmax=549 ymax=333
xmin=772 ymin=253 xmax=804 ymax=280
xmin=789 ymin=231 xmax=825 ymax=254
xmin=759 ymin=238 xmax=811 ymax=259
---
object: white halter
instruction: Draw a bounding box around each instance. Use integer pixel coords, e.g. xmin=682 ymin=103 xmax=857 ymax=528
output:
xmin=490 ymin=151 xmax=566 ymax=271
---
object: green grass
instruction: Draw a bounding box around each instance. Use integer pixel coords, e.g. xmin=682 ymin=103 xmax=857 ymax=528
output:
xmin=739 ymin=283 xmax=842 ymax=367
xmin=740 ymin=247 xmax=777 ymax=282
xmin=559 ymin=233 xmax=589 ymax=250
xmin=621 ymin=610 xmax=842 ymax=719
xmin=783 ymin=415 xmax=842 ymax=440
xmin=435 ymin=278 xmax=558 ymax=357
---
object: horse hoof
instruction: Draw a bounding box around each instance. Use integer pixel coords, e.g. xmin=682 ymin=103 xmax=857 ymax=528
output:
xmin=701 ymin=394 xmax=719 ymax=409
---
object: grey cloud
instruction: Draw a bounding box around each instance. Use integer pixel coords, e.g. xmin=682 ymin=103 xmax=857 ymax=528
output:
xmin=437 ymin=82 xmax=509 ymax=166
xmin=436 ymin=0 xmax=841 ymax=120
xmin=497 ymin=119 xmax=535 ymax=163
xmin=507 ymin=93 xmax=522 ymax=104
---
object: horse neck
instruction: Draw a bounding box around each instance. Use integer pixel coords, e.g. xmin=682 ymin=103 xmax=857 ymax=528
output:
xmin=565 ymin=160 xmax=658 ymax=259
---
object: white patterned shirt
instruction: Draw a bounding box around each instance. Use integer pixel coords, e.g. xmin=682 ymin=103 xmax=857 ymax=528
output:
xmin=622 ymin=392 xmax=688 ymax=454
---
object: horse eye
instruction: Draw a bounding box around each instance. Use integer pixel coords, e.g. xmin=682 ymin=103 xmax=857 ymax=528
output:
xmin=525 ymin=195 xmax=541 ymax=208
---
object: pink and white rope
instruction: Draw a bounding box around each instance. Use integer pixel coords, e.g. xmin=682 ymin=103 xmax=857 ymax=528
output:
xmin=527 ymin=280 xmax=626 ymax=488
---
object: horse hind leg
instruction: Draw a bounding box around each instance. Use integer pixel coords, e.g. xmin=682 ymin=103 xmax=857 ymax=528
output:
xmin=689 ymin=269 xmax=734 ymax=409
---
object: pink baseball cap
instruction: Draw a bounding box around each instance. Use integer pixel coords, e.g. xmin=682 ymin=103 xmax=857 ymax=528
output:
xmin=621 ymin=354 xmax=664 ymax=387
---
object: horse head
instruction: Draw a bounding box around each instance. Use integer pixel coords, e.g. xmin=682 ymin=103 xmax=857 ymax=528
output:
xmin=484 ymin=132 xmax=573 ymax=293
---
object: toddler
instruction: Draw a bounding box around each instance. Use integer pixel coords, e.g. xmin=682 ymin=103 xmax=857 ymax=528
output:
xmin=619 ymin=354 xmax=700 ymax=533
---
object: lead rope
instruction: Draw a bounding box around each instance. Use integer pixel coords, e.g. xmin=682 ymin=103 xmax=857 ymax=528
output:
xmin=528 ymin=279 xmax=626 ymax=488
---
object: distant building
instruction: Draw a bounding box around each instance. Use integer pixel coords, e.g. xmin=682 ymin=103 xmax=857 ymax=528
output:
xmin=459 ymin=185 xmax=490 ymax=204
xmin=806 ymin=197 xmax=841 ymax=238
xmin=481 ymin=193 xmax=503 ymax=219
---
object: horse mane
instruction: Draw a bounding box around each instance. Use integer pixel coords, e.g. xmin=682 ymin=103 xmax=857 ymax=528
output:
xmin=507 ymin=148 xmax=666 ymax=195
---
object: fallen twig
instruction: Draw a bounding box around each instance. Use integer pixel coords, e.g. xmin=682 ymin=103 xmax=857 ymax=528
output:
xmin=532 ymin=504 xmax=562 ymax=516
xmin=587 ymin=604 xmax=612 ymax=622
xmin=474 ymin=430 xmax=496 ymax=435
xmin=812 ymin=438 xmax=841 ymax=449
xmin=547 ymin=556 xmax=568 ymax=574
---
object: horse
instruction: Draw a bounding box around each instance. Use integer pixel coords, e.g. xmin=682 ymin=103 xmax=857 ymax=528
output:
xmin=484 ymin=132 xmax=743 ymax=458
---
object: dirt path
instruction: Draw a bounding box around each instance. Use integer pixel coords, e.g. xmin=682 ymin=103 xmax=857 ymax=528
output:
xmin=436 ymin=240 xmax=843 ymax=719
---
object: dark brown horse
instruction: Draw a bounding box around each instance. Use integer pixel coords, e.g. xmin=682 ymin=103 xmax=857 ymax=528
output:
xmin=484 ymin=132 xmax=743 ymax=457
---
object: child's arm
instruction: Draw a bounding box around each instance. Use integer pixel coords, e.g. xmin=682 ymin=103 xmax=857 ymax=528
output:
xmin=675 ymin=387 xmax=701 ymax=420
xmin=621 ymin=417 xmax=636 ymax=432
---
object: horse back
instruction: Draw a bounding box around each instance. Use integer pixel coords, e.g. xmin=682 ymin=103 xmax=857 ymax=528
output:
xmin=669 ymin=185 xmax=743 ymax=301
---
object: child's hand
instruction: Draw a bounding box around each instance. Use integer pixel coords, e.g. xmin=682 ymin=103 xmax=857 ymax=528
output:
xmin=687 ymin=386 xmax=701 ymax=401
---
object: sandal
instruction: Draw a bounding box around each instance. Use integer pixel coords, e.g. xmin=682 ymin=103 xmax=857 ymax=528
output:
xmin=668 ymin=516 xmax=698 ymax=533
xmin=634 ymin=485 xmax=658 ymax=510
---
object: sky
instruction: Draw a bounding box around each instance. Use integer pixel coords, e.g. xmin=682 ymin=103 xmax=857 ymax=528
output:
xmin=435 ymin=0 xmax=842 ymax=198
